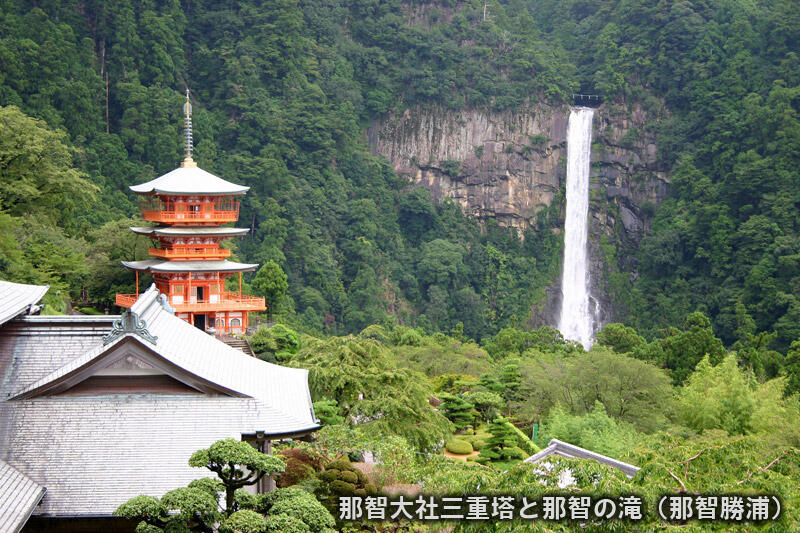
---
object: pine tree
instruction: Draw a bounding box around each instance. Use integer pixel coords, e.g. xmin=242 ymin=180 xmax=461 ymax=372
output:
xmin=439 ymin=393 xmax=474 ymax=431
xmin=477 ymin=416 xmax=524 ymax=464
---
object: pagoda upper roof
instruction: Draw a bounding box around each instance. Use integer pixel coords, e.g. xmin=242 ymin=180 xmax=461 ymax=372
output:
xmin=121 ymin=259 xmax=258 ymax=273
xmin=131 ymin=226 xmax=250 ymax=237
xmin=130 ymin=165 xmax=249 ymax=196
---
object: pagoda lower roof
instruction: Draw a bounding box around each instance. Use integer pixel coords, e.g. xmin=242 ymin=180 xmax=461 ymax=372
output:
xmin=121 ymin=259 xmax=258 ymax=273
xmin=131 ymin=226 xmax=250 ymax=237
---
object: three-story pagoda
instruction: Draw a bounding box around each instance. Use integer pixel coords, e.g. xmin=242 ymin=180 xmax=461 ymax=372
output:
xmin=116 ymin=91 xmax=266 ymax=334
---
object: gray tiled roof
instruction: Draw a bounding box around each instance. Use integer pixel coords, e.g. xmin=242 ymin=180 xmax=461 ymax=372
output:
xmin=0 ymin=281 xmax=48 ymax=328
xmin=524 ymin=439 xmax=640 ymax=478
xmin=0 ymin=286 xmax=318 ymax=518
xmin=0 ymin=459 xmax=45 ymax=533
xmin=121 ymin=259 xmax=258 ymax=272
xmin=129 ymin=165 xmax=249 ymax=195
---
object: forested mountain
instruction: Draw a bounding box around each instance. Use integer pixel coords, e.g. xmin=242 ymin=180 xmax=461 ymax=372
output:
xmin=0 ymin=0 xmax=575 ymax=336
xmin=528 ymin=0 xmax=800 ymax=349
xmin=1 ymin=0 xmax=800 ymax=352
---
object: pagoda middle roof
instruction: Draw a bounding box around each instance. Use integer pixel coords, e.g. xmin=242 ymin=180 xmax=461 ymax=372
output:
xmin=121 ymin=259 xmax=258 ymax=273
xmin=131 ymin=226 xmax=250 ymax=237
xmin=130 ymin=166 xmax=249 ymax=196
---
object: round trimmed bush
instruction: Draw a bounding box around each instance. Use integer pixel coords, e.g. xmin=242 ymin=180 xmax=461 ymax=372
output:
xmin=265 ymin=514 xmax=310 ymax=533
xmin=470 ymin=438 xmax=486 ymax=451
xmin=446 ymin=439 xmax=473 ymax=455
xmin=220 ymin=510 xmax=266 ymax=533
xmin=339 ymin=470 xmax=358 ymax=484
xmin=330 ymin=480 xmax=356 ymax=494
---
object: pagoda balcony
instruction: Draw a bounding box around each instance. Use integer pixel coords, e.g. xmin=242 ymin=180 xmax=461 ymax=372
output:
xmin=148 ymin=246 xmax=232 ymax=260
xmin=116 ymin=292 xmax=266 ymax=313
xmin=141 ymin=207 xmax=240 ymax=224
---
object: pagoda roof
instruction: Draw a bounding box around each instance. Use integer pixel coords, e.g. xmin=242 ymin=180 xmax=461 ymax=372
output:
xmin=131 ymin=226 xmax=250 ymax=237
xmin=130 ymin=166 xmax=249 ymax=196
xmin=121 ymin=259 xmax=258 ymax=273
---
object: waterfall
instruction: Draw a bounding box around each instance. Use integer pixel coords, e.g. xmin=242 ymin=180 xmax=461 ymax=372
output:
xmin=558 ymin=107 xmax=595 ymax=349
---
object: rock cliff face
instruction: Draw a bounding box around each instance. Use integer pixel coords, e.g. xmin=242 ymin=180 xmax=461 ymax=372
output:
xmin=367 ymin=101 xmax=669 ymax=327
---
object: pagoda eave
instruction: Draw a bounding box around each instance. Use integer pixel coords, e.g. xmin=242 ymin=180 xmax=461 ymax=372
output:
xmin=121 ymin=260 xmax=258 ymax=273
xmin=131 ymin=226 xmax=250 ymax=237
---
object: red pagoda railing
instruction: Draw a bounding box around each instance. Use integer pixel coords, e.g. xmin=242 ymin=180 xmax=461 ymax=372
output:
xmin=148 ymin=246 xmax=232 ymax=260
xmin=141 ymin=208 xmax=240 ymax=224
xmin=115 ymin=293 xmax=265 ymax=312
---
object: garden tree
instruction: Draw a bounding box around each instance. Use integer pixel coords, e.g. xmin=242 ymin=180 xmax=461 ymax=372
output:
xmin=476 ymin=416 xmax=525 ymax=465
xmin=251 ymin=261 xmax=288 ymax=322
xmin=439 ymin=393 xmax=475 ymax=431
xmin=465 ymin=390 xmax=504 ymax=423
xmin=389 ymin=335 xmax=494 ymax=378
xmin=250 ymin=324 xmax=299 ymax=362
xmin=515 ymin=348 xmax=672 ymax=432
xmin=188 ymin=439 xmax=286 ymax=516
xmin=115 ymin=478 xmax=220 ymax=532
xmin=290 ymin=335 xmax=453 ymax=450
xmin=498 ymin=359 xmax=522 ymax=403
xmin=236 ymin=487 xmax=336 ymax=533
xmin=678 ymin=354 xmax=756 ymax=435
xmin=312 ymin=399 xmax=345 ymax=426
xmin=540 ymin=403 xmax=642 ymax=459
xmin=430 ymin=373 xmax=480 ymax=395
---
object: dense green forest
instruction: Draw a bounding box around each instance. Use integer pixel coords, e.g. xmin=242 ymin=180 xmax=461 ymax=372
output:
xmin=2 ymin=0 xmax=799 ymax=350
xmin=0 ymin=0 xmax=575 ymax=337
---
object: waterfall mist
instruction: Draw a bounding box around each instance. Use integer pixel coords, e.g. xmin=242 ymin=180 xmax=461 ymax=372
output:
xmin=558 ymin=107 xmax=595 ymax=349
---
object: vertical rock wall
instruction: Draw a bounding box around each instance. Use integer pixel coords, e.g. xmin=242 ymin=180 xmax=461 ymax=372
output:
xmin=367 ymin=101 xmax=669 ymax=326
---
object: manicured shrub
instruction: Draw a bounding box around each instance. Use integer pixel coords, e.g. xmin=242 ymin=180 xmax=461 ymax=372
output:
xmin=219 ymin=510 xmax=266 ymax=533
xmin=276 ymin=449 xmax=320 ymax=488
xmin=446 ymin=439 xmax=473 ymax=455
xmin=330 ymin=480 xmax=356 ymax=494
xmin=339 ymin=470 xmax=358 ymax=484
xmin=460 ymin=434 xmax=487 ymax=450
xmin=264 ymin=514 xmax=310 ymax=533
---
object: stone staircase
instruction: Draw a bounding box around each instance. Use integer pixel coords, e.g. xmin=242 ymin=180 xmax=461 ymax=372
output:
xmin=220 ymin=335 xmax=256 ymax=357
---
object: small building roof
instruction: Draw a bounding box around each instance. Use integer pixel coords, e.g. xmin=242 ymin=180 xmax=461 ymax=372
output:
xmin=0 ymin=460 xmax=46 ymax=533
xmin=131 ymin=226 xmax=250 ymax=237
xmin=130 ymin=166 xmax=249 ymax=196
xmin=524 ymin=439 xmax=640 ymax=478
xmin=121 ymin=259 xmax=258 ymax=273
xmin=0 ymin=280 xmax=48 ymax=328
xmin=0 ymin=286 xmax=318 ymax=518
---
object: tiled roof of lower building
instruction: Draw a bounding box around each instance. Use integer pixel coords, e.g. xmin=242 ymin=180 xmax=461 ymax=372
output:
xmin=0 ymin=459 xmax=45 ymax=533
xmin=0 ymin=286 xmax=319 ymax=518
xmin=524 ymin=439 xmax=640 ymax=478
xmin=0 ymin=280 xmax=48 ymax=328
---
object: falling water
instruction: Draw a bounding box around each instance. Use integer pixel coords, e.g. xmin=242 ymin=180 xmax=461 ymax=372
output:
xmin=559 ymin=107 xmax=595 ymax=349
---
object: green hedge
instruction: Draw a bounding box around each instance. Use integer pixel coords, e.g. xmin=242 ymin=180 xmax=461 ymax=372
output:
xmin=446 ymin=439 xmax=473 ymax=455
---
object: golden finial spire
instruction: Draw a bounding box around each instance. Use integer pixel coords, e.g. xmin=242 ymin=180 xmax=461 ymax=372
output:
xmin=181 ymin=88 xmax=197 ymax=168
